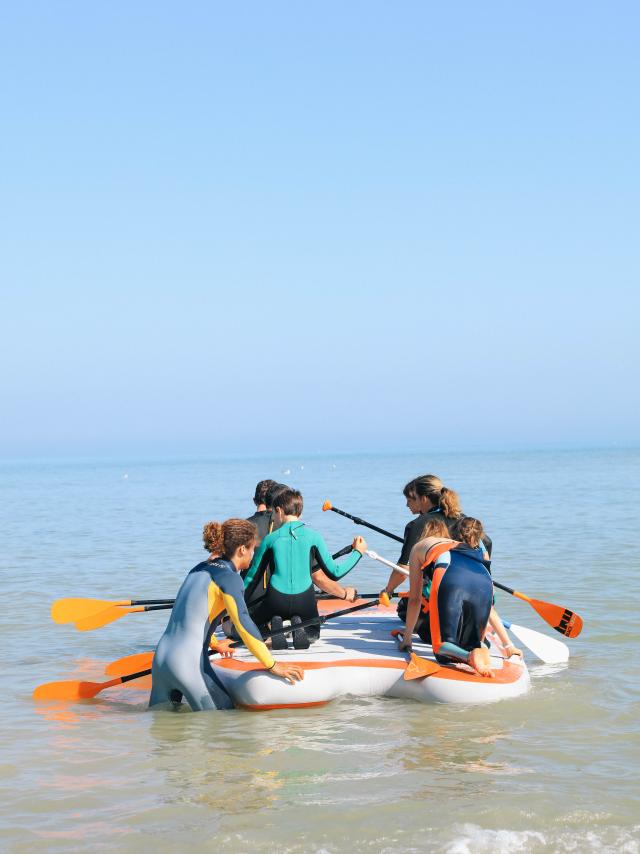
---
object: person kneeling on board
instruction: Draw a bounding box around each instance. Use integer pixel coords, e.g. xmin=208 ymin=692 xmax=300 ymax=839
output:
xmin=243 ymin=488 xmax=365 ymax=649
xmin=399 ymin=517 xmax=500 ymax=677
xmin=149 ymin=519 xmax=303 ymax=712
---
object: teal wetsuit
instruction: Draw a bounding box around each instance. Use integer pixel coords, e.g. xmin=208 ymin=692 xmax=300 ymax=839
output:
xmin=244 ymin=521 xmax=362 ymax=639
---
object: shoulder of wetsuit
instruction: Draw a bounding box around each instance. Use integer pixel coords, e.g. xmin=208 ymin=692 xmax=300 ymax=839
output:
xmin=188 ymin=560 xmax=214 ymax=575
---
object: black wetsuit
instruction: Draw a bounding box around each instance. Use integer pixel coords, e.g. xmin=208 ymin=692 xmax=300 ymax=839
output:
xmin=246 ymin=510 xmax=273 ymax=545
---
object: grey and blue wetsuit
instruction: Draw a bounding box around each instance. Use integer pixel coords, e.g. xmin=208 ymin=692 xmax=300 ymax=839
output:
xmin=149 ymin=558 xmax=274 ymax=711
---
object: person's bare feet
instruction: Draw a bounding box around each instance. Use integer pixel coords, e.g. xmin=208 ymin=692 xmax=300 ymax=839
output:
xmin=469 ymin=646 xmax=494 ymax=678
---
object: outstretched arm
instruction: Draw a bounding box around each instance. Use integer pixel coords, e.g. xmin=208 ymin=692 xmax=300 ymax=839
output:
xmin=311 ymin=534 xmax=365 ymax=580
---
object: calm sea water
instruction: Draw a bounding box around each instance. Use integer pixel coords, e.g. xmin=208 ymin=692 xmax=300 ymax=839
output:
xmin=0 ymin=449 xmax=638 ymax=853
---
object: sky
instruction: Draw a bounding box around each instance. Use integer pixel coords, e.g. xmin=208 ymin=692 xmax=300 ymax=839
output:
xmin=1 ymin=1 xmax=638 ymax=459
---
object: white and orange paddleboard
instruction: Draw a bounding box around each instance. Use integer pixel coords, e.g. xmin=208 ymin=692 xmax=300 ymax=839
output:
xmin=211 ymin=599 xmax=530 ymax=710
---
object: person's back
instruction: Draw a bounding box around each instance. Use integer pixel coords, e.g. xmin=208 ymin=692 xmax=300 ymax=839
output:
xmin=246 ymin=478 xmax=279 ymax=546
xmin=244 ymin=488 xmax=365 ymax=647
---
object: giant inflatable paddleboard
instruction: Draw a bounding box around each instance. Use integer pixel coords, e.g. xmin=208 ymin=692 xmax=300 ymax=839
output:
xmin=212 ymin=600 xmax=530 ymax=710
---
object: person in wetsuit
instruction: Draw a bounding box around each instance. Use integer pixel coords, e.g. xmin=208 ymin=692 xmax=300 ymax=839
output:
xmin=243 ymin=488 xmax=365 ymax=648
xmin=242 ymin=481 xmax=290 ymax=613
xmin=149 ymin=518 xmax=303 ymax=711
xmin=382 ymin=474 xmax=492 ymax=620
xmin=399 ymin=518 xmax=497 ymax=677
xmin=246 ymin=479 xmax=279 ymax=545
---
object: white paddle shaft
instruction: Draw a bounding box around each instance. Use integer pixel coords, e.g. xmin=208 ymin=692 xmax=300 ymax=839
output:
xmin=366 ymin=550 xmax=409 ymax=577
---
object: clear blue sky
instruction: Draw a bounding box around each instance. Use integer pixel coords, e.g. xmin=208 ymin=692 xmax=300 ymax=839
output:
xmin=1 ymin=2 xmax=638 ymax=458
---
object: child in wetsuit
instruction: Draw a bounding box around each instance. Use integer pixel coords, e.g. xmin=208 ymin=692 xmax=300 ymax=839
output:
xmin=243 ymin=488 xmax=365 ymax=648
xmin=400 ymin=517 xmax=496 ymax=677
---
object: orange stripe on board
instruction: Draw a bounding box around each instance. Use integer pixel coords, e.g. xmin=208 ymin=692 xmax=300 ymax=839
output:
xmin=429 ymin=566 xmax=446 ymax=655
xmin=237 ymin=700 xmax=330 ymax=712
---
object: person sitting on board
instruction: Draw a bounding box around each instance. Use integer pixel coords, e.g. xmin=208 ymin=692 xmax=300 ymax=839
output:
xmin=246 ymin=478 xmax=279 ymax=545
xmin=149 ymin=519 xmax=303 ymax=712
xmin=382 ymin=516 xmax=450 ymax=642
xmin=243 ymin=488 xmax=365 ymax=649
xmin=383 ymin=475 xmax=493 ymax=617
xmin=398 ymin=517 xmax=497 ymax=677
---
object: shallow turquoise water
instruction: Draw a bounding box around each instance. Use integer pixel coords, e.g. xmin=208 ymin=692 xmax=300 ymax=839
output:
xmin=1 ymin=449 xmax=638 ymax=852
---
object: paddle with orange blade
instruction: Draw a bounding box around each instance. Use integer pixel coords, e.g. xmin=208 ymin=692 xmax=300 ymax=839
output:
xmin=32 ymin=668 xmax=153 ymax=701
xmin=390 ymin=629 xmax=441 ymax=680
xmin=34 ymin=596 xmax=392 ymax=700
xmin=51 ymin=597 xmax=174 ymax=625
xmin=491 ymin=581 xmax=582 ymax=638
xmin=325 ymin=501 xmax=584 ymax=638
xmin=74 ymin=603 xmax=173 ymax=632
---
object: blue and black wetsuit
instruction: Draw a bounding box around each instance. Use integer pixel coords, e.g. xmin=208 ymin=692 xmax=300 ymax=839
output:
xmin=428 ymin=543 xmax=493 ymax=665
xmin=243 ymin=521 xmax=362 ymax=641
xmin=149 ymin=558 xmax=274 ymax=711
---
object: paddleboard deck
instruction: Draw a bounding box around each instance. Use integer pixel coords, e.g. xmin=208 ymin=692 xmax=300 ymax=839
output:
xmin=212 ymin=602 xmax=530 ymax=709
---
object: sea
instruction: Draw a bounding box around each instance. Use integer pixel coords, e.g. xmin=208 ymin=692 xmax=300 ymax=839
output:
xmin=0 ymin=449 xmax=638 ymax=853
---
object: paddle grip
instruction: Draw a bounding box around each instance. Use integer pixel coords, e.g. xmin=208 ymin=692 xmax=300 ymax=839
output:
xmin=132 ymin=599 xmax=175 ymax=606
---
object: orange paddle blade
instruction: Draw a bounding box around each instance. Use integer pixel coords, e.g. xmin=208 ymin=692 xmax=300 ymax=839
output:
xmin=51 ymin=598 xmax=129 ymax=624
xmin=529 ymin=599 xmax=583 ymax=638
xmin=322 ymin=500 xmax=332 ymax=511
xmin=105 ymin=651 xmax=154 ymax=677
xmin=33 ymin=676 xmax=122 ymax=701
xmin=403 ymin=653 xmax=441 ymax=681
xmin=75 ymin=605 xmax=142 ymax=632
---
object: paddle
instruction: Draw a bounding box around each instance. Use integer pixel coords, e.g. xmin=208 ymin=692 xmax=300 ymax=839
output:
xmin=323 ymin=501 xmax=403 ymax=542
xmin=502 ymin=619 xmax=569 ymax=664
xmin=34 ymin=595 xmax=392 ymax=701
xmin=57 ymin=544 xmax=355 ymax=632
xmin=230 ymin=592 xmax=391 ymax=648
xmin=74 ymin=603 xmax=173 ymax=632
xmin=51 ymin=597 xmax=174 ymax=624
xmin=390 ymin=629 xmax=441 ymax=680
xmin=106 ymin=593 xmax=393 ymax=677
xmin=327 ymin=502 xmax=583 ymax=638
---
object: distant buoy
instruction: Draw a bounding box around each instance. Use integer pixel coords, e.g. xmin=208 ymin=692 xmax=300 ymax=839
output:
xmin=282 ymin=468 xmax=291 ymax=475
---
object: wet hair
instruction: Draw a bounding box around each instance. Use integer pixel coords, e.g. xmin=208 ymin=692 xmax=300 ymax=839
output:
xmin=454 ymin=517 xmax=484 ymax=549
xmin=265 ymin=481 xmax=290 ymax=509
xmin=272 ymin=487 xmax=303 ymax=517
xmin=203 ymin=519 xmax=257 ymax=558
xmin=420 ymin=517 xmax=450 ymax=540
xmin=253 ymin=479 xmax=278 ymax=507
xmin=403 ymin=474 xmax=462 ymax=519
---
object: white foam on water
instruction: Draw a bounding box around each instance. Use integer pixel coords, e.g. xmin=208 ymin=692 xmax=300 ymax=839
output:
xmin=446 ymin=824 xmax=640 ymax=854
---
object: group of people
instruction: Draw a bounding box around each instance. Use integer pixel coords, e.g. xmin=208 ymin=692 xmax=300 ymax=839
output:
xmin=149 ymin=474 xmax=520 ymax=712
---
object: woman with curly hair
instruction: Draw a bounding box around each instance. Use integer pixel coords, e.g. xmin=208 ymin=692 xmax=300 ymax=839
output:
xmin=149 ymin=518 xmax=303 ymax=711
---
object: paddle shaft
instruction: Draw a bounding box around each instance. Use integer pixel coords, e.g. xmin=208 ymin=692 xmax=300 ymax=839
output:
xmin=69 ymin=598 xmax=389 ymax=692
xmin=232 ymin=597 xmax=387 ymax=646
xmin=326 ymin=505 xmax=403 ymax=543
xmin=334 ymin=507 xmax=582 ymax=637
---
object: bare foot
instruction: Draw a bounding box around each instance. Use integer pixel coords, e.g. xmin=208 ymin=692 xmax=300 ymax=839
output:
xmin=469 ymin=646 xmax=495 ymax=678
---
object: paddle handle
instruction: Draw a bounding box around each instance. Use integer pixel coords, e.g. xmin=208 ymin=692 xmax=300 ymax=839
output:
xmin=131 ymin=599 xmax=175 ymax=606
xmin=323 ymin=502 xmax=404 ymax=543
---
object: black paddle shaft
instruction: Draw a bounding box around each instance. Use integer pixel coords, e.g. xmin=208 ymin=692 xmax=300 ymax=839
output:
xmin=231 ymin=597 xmax=384 ymax=647
xmin=328 ymin=505 xmax=404 ymax=543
